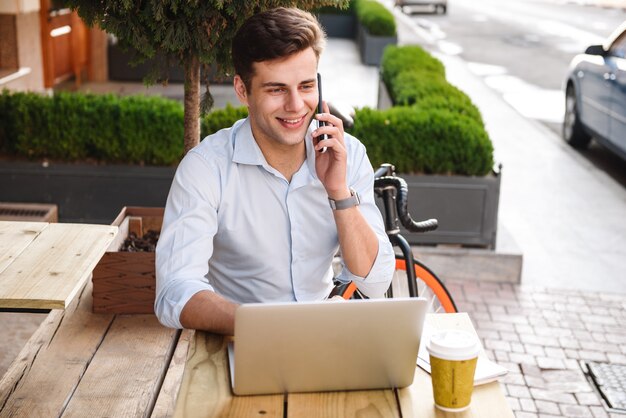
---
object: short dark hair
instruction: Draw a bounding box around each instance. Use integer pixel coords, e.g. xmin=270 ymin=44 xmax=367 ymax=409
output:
xmin=232 ymin=7 xmax=326 ymax=91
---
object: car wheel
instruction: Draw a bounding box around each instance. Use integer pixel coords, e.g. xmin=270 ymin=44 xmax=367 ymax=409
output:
xmin=563 ymin=85 xmax=591 ymax=149
xmin=435 ymin=4 xmax=447 ymax=14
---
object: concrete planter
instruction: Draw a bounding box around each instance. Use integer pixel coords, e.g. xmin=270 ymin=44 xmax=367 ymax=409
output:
xmin=376 ymin=170 xmax=501 ymax=248
xmin=318 ymin=13 xmax=357 ymax=39
xmin=375 ymin=80 xmax=501 ymax=248
xmin=0 ymin=161 xmax=175 ymax=224
xmin=357 ymin=24 xmax=397 ymax=66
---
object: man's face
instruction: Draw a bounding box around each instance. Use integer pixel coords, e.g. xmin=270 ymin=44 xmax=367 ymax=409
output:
xmin=234 ymin=47 xmax=319 ymax=151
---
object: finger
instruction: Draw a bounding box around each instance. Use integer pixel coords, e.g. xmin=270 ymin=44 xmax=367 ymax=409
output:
xmin=316 ymin=109 xmax=344 ymax=131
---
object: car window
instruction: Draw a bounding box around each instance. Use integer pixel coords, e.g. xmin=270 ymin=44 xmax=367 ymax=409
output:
xmin=609 ymin=31 xmax=626 ymax=58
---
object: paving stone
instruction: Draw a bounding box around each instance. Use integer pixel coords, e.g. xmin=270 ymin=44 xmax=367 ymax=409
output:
xmin=520 ymin=398 xmax=538 ymax=412
xmin=559 ymin=337 xmax=581 ymax=349
xmin=501 ymin=331 xmax=521 ymax=342
xmin=519 ymin=333 xmax=560 ymax=348
xmin=607 ymin=353 xmax=626 ymax=364
xmin=516 ymin=412 xmax=539 ymax=418
xmin=536 ymin=357 xmax=566 ymax=370
xmin=511 ymin=342 xmax=525 ymax=354
xmin=510 ymin=352 xmax=538 ymax=366
xmin=494 ymin=350 xmax=510 ymax=363
xmin=508 ymin=384 xmax=532 ymax=398
xmin=560 ymin=404 xmax=593 ymax=417
xmin=580 ymin=340 xmax=620 ymax=353
xmin=508 ymin=397 xmax=521 ymax=411
xmin=529 ymin=388 xmax=577 ymax=404
xmin=578 ymin=350 xmax=608 ymax=362
xmin=524 ymin=375 xmax=547 ymax=389
xmin=504 ymin=372 xmax=527 ymax=386
xmin=521 ymin=363 xmax=543 ymax=377
xmin=544 ymin=347 xmax=567 ymax=359
xmin=525 ymin=344 xmax=546 ymax=357
xmin=485 ymin=338 xmax=512 ymax=351
xmin=589 ymin=406 xmax=609 ymax=418
xmin=576 ymin=392 xmax=602 ymax=406
xmin=516 ymin=324 xmax=535 ymax=334
xmin=535 ymin=400 xmax=560 ymax=415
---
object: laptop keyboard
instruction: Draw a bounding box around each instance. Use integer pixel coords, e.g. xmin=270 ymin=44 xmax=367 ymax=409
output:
xmin=586 ymin=361 xmax=626 ymax=412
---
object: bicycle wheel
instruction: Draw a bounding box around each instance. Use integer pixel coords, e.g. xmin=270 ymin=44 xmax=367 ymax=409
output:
xmin=395 ymin=255 xmax=457 ymax=313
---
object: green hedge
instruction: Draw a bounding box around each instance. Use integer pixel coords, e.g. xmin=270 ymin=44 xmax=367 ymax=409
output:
xmin=350 ymin=107 xmax=493 ymax=175
xmin=200 ymin=103 xmax=248 ymax=138
xmin=354 ymin=0 xmax=396 ymax=36
xmin=368 ymin=45 xmax=492 ymax=175
xmin=380 ymin=45 xmax=445 ymax=87
xmin=0 ymin=91 xmax=184 ymax=165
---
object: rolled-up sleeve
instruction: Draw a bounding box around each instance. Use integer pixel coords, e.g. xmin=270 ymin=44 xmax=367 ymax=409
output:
xmin=155 ymin=151 xmax=220 ymax=329
xmin=335 ymin=139 xmax=395 ymax=298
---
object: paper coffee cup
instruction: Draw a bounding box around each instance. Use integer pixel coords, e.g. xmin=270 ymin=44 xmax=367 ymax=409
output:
xmin=427 ymin=330 xmax=480 ymax=412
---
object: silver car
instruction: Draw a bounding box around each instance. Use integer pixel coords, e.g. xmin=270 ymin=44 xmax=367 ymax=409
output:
xmin=395 ymin=0 xmax=447 ymax=14
xmin=563 ymin=21 xmax=626 ymax=161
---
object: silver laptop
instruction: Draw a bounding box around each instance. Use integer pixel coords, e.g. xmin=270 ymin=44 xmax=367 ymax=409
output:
xmin=228 ymin=297 xmax=427 ymax=395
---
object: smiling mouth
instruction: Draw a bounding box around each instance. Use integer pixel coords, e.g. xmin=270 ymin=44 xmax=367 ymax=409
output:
xmin=277 ymin=115 xmax=307 ymax=126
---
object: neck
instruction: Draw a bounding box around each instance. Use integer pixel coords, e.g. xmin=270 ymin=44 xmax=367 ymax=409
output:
xmin=253 ymin=131 xmax=307 ymax=183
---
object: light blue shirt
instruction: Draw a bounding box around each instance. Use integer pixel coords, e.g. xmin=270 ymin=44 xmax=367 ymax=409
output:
xmin=155 ymin=118 xmax=395 ymax=329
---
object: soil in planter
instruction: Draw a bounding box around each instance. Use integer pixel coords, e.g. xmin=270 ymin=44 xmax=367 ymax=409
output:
xmin=120 ymin=230 xmax=160 ymax=252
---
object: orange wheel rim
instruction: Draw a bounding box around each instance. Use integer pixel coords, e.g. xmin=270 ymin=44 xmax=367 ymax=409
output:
xmin=395 ymin=259 xmax=456 ymax=313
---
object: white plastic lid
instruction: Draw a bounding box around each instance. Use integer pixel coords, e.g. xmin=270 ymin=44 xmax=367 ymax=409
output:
xmin=426 ymin=330 xmax=480 ymax=361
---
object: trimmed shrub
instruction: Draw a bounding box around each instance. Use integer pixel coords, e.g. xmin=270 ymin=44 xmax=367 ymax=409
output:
xmin=381 ymin=45 xmax=445 ymax=87
xmin=201 ymin=103 xmax=248 ymax=138
xmin=350 ymin=106 xmax=493 ymax=176
xmin=0 ymin=90 xmax=184 ymax=165
xmin=354 ymin=0 xmax=396 ymax=36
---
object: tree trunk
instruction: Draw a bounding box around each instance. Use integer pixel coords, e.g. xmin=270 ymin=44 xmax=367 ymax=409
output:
xmin=183 ymin=54 xmax=201 ymax=154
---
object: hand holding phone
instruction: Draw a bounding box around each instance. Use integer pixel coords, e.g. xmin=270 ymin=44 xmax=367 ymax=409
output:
xmin=316 ymin=73 xmax=328 ymax=153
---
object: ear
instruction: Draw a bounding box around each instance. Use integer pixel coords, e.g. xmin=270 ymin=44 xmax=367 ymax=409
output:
xmin=233 ymin=75 xmax=249 ymax=106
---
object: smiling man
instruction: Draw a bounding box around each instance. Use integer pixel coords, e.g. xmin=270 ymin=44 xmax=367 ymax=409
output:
xmin=155 ymin=7 xmax=395 ymax=334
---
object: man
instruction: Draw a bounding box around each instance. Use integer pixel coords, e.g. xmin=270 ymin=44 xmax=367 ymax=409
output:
xmin=155 ymin=7 xmax=395 ymax=335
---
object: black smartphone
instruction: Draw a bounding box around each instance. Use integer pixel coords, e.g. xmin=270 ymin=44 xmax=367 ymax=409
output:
xmin=317 ymin=72 xmax=328 ymax=153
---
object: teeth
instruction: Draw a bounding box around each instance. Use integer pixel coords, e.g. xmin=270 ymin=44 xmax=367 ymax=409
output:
xmin=281 ymin=117 xmax=303 ymax=123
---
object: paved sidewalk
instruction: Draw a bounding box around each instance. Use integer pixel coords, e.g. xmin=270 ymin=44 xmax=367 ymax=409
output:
xmin=449 ymin=278 xmax=626 ymax=417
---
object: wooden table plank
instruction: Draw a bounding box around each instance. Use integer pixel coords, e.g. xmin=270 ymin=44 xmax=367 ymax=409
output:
xmin=0 ymin=223 xmax=117 ymax=309
xmin=0 ymin=221 xmax=48 ymax=276
xmin=287 ymin=390 xmax=400 ymax=418
xmin=152 ymin=329 xmax=195 ymax=418
xmin=0 ymin=282 xmax=115 ymax=417
xmin=62 ymin=315 xmax=179 ymax=418
xmin=174 ymin=332 xmax=284 ymax=418
xmin=397 ymin=313 xmax=514 ymax=418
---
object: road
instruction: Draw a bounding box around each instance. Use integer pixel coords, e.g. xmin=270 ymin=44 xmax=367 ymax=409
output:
xmin=396 ymin=0 xmax=626 ymax=184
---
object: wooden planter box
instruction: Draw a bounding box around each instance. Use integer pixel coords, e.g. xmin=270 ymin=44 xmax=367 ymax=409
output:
xmin=0 ymin=202 xmax=58 ymax=222
xmin=92 ymin=206 xmax=163 ymax=314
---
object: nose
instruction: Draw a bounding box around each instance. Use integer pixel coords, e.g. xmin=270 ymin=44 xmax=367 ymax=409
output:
xmin=285 ymin=89 xmax=304 ymax=112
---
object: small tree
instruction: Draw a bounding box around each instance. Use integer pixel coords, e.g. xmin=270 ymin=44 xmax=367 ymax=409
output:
xmin=67 ymin=1 xmax=349 ymax=155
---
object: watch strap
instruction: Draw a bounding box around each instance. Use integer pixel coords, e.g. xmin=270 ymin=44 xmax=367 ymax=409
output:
xmin=329 ymin=189 xmax=360 ymax=210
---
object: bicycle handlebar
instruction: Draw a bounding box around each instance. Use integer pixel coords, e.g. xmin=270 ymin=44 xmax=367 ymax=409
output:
xmin=374 ymin=176 xmax=438 ymax=233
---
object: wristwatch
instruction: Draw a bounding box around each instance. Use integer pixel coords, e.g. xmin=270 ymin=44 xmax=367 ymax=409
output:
xmin=328 ymin=188 xmax=361 ymax=210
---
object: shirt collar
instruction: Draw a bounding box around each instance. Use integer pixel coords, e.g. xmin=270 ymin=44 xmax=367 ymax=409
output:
xmin=232 ymin=118 xmax=268 ymax=166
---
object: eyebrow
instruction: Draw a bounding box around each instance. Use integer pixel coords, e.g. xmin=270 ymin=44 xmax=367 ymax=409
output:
xmin=260 ymin=78 xmax=317 ymax=88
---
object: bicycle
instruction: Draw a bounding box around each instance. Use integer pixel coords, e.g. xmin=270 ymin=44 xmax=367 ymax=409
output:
xmin=330 ymin=163 xmax=457 ymax=314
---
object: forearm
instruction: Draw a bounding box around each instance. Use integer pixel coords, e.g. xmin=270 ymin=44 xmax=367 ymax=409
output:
xmin=333 ymin=206 xmax=379 ymax=278
xmin=179 ymin=290 xmax=238 ymax=335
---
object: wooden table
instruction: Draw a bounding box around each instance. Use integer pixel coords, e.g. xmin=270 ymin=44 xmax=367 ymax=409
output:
xmin=174 ymin=313 xmax=514 ymax=418
xmin=0 ymin=221 xmax=117 ymax=310
xmin=0 ymin=281 xmax=514 ymax=418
